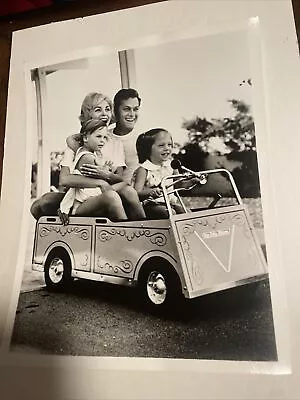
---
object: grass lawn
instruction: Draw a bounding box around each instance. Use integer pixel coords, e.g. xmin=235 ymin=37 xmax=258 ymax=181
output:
xmin=182 ymin=196 xmax=264 ymax=229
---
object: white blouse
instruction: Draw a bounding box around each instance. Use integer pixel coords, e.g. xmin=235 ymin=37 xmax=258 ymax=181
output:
xmin=140 ymin=159 xmax=177 ymax=205
xmin=140 ymin=159 xmax=173 ymax=188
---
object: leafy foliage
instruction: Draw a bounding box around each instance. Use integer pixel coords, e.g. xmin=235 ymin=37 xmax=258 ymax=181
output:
xmin=182 ymin=100 xmax=256 ymax=154
xmin=179 ymin=99 xmax=261 ymax=197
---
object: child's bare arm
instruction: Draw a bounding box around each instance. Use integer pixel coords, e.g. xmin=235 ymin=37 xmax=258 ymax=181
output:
xmin=115 ymin=166 xmax=125 ymax=176
xmin=75 ymin=153 xmax=97 ymax=170
xmin=134 ymin=167 xmax=162 ymax=200
xmin=59 ymin=166 xmax=107 ymax=189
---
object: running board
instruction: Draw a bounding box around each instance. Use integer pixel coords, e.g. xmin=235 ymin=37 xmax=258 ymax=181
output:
xmin=72 ymin=270 xmax=136 ymax=287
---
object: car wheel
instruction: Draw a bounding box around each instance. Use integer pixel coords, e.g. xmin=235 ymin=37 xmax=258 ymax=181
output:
xmin=138 ymin=260 xmax=183 ymax=313
xmin=44 ymin=248 xmax=73 ymax=291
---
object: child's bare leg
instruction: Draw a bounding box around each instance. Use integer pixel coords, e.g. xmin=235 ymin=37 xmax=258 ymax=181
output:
xmin=118 ymin=185 xmax=146 ymax=220
xmin=110 ymin=181 xmax=128 ymax=192
xmin=172 ymin=203 xmax=185 ymax=214
xmin=98 ymin=180 xmax=112 ymax=192
xmin=75 ymin=191 xmax=127 ymax=220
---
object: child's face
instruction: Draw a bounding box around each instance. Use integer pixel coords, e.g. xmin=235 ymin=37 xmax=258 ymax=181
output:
xmin=84 ymin=127 xmax=109 ymax=152
xmin=150 ymin=131 xmax=173 ymax=164
xmin=90 ymin=100 xmax=112 ymax=125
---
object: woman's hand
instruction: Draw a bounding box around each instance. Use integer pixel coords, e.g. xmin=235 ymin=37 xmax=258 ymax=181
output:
xmin=80 ymin=164 xmax=110 ymax=180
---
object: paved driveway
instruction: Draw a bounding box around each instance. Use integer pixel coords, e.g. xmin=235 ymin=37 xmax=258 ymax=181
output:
xmin=11 ymin=278 xmax=277 ymax=361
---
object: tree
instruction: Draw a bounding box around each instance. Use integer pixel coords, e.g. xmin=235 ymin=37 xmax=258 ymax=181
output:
xmin=220 ymin=100 xmax=256 ymax=152
xmin=179 ymin=99 xmax=260 ymax=197
xmin=182 ymin=117 xmax=214 ymax=150
xmin=181 ymin=100 xmax=256 ymax=154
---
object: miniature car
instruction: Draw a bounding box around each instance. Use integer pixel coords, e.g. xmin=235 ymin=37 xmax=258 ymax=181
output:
xmin=32 ymin=162 xmax=267 ymax=310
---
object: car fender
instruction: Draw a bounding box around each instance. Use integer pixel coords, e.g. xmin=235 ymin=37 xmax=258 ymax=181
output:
xmin=134 ymin=250 xmax=185 ymax=289
xmin=43 ymin=241 xmax=75 ymax=271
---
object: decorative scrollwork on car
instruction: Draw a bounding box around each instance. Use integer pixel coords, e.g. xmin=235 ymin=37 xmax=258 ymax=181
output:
xmin=230 ymin=212 xmax=252 ymax=238
xmin=216 ymin=215 xmax=226 ymax=224
xmin=181 ymin=224 xmax=195 ymax=251
xmin=98 ymin=230 xmax=113 ymax=242
xmin=191 ymin=262 xmax=204 ymax=286
xmin=180 ymin=241 xmax=204 ymax=285
xmin=231 ymin=213 xmax=245 ymax=226
xmin=80 ymin=254 xmax=89 ymax=267
xmin=149 ymin=233 xmax=167 ymax=246
xmin=39 ymin=225 xmax=90 ymax=240
xmin=97 ymin=228 xmax=167 ymax=246
xmin=199 ymin=218 xmax=208 ymax=227
xmin=182 ymin=224 xmax=194 ymax=237
xmin=96 ymin=257 xmax=133 ymax=274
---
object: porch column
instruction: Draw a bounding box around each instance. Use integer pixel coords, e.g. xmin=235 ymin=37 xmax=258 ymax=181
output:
xmin=118 ymin=49 xmax=136 ymax=88
xmin=33 ymin=67 xmax=50 ymax=197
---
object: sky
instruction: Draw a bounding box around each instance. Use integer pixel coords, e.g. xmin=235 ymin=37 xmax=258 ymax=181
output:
xmin=134 ymin=29 xmax=252 ymax=145
xmin=32 ymin=28 xmax=253 ymax=160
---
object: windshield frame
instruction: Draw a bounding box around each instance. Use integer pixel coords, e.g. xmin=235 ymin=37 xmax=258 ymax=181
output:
xmin=161 ymin=168 xmax=243 ymax=217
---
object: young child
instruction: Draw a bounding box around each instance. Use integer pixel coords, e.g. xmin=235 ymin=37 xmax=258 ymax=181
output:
xmin=134 ymin=128 xmax=183 ymax=219
xmin=59 ymin=119 xmax=128 ymax=221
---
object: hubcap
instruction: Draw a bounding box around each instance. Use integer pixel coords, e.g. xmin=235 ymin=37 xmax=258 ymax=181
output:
xmin=48 ymin=258 xmax=64 ymax=284
xmin=147 ymin=271 xmax=167 ymax=305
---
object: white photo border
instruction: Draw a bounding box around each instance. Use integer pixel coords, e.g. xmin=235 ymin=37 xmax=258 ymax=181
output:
xmin=1 ymin=15 xmax=288 ymax=373
xmin=0 ymin=1 xmax=299 ymax=398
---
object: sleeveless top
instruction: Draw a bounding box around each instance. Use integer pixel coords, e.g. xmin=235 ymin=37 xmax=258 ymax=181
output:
xmin=139 ymin=159 xmax=177 ymax=205
xmin=59 ymin=148 xmax=102 ymax=215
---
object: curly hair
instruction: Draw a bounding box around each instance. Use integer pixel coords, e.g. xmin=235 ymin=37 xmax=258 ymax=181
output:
xmin=136 ymin=128 xmax=171 ymax=164
xmin=79 ymin=92 xmax=113 ymax=125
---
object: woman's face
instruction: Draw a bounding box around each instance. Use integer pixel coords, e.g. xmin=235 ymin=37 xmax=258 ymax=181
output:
xmin=116 ymin=97 xmax=140 ymax=131
xmin=150 ymin=131 xmax=173 ymax=165
xmin=90 ymin=100 xmax=112 ymax=125
xmin=85 ymin=127 xmax=109 ymax=152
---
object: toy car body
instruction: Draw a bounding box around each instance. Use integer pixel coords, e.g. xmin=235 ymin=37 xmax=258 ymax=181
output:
xmin=32 ymin=167 xmax=267 ymax=309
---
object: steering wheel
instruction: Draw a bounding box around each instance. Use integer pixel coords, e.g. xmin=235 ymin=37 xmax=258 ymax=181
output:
xmin=144 ymin=182 xmax=197 ymax=205
xmin=166 ymin=182 xmax=198 ymax=196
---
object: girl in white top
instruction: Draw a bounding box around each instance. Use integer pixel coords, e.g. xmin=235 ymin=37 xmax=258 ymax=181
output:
xmin=59 ymin=119 xmax=129 ymax=220
xmin=134 ymin=128 xmax=183 ymax=219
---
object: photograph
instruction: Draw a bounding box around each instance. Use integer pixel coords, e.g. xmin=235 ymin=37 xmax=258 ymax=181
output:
xmin=6 ymin=25 xmax=279 ymax=362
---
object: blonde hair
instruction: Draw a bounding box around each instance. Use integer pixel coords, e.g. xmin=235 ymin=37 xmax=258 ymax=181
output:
xmin=79 ymin=92 xmax=113 ymax=125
